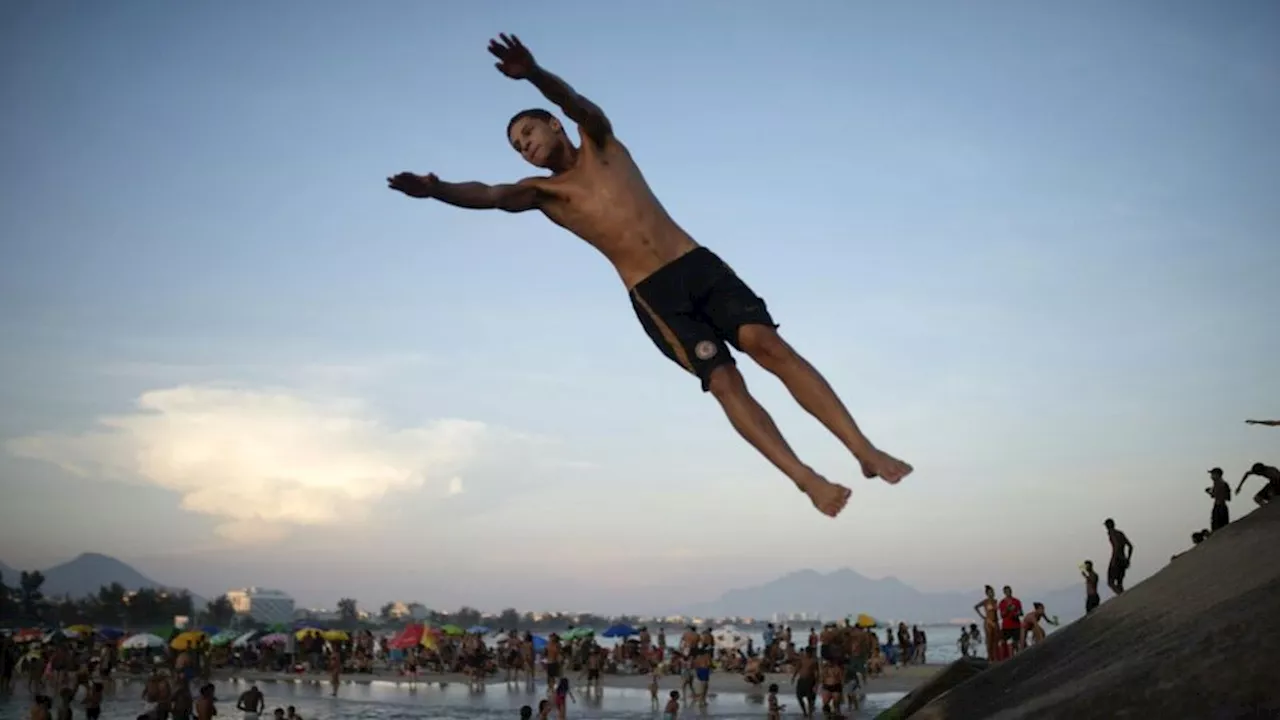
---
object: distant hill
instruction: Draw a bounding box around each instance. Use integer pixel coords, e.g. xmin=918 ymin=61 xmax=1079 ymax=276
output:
xmin=681 ymin=568 xmax=1087 ymax=625
xmin=3 ymin=553 xmax=205 ymax=606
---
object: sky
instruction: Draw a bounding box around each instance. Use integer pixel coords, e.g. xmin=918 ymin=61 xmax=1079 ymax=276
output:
xmin=1 ymin=0 xmax=1277 ymax=614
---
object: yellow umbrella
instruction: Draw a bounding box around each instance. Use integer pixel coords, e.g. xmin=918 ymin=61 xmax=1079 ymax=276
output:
xmin=322 ymin=630 xmax=348 ymax=642
xmin=295 ymin=629 xmax=323 ymax=640
xmin=170 ymin=631 xmax=206 ymax=650
xmin=854 ymin=613 xmax=877 ymax=629
xmin=67 ymin=625 xmax=94 ymax=634
xmin=420 ymin=633 xmax=437 ymax=650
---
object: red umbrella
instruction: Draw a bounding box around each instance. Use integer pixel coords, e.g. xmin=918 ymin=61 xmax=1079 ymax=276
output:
xmin=388 ymin=624 xmax=424 ymax=650
xmin=14 ymin=628 xmax=43 ymax=643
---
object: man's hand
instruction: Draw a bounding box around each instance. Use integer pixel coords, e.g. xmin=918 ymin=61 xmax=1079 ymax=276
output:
xmin=488 ymin=33 xmax=536 ymax=79
xmin=387 ymin=172 xmax=438 ymax=199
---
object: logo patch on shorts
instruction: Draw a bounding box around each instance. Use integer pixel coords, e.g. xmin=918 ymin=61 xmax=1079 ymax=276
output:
xmin=694 ymin=341 xmax=718 ymax=361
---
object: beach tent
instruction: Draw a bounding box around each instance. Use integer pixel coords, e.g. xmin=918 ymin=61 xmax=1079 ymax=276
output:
xmin=601 ymin=624 xmax=637 ymax=638
xmin=121 ymin=633 xmax=165 ymax=650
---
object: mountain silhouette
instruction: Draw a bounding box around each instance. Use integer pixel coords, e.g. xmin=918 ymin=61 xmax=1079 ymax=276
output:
xmin=40 ymin=553 xmax=166 ymax=598
xmin=0 ymin=559 xmax=18 ymax=582
xmin=682 ymin=567 xmax=1088 ymax=624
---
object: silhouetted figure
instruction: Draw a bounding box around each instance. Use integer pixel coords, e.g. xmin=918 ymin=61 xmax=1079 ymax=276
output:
xmin=1236 ymin=463 xmax=1279 ymax=507
xmin=1080 ymin=560 xmax=1100 ymax=614
xmin=1244 ymin=419 xmax=1279 ymax=426
xmin=1104 ymin=518 xmax=1134 ymax=594
xmin=1205 ymin=467 xmax=1232 ymax=531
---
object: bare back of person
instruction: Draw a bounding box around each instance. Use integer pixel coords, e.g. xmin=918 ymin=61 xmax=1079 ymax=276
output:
xmin=388 ymin=33 xmax=913 ymax=518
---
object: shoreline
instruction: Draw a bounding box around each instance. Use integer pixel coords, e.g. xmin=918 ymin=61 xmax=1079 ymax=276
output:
xmin=211 ymin=665 xmax=941 ymax=695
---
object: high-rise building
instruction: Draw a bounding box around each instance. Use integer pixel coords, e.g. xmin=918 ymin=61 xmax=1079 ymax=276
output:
xmin=225 ymin=587 xmax=295 ymax=625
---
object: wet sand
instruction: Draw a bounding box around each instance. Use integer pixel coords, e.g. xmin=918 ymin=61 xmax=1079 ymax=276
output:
xmin=218 ymin=663 xmax=942 ymax=695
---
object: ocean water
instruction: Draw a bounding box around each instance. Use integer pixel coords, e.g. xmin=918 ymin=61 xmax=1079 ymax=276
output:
xmin=0 ymin=679 xmax=906 ymax=720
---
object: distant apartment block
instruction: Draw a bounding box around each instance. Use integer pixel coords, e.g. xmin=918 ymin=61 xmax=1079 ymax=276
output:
xmin=225 ymin=587 xmax=295 ymax=625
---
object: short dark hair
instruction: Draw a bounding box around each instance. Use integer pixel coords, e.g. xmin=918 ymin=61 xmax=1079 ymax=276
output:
xmin=506 ymin=108 xmax=556 ymax=137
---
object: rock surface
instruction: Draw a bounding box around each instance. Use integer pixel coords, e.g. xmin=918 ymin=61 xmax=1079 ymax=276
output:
xmin=902 ymin=502 xmax=1280 ymax=719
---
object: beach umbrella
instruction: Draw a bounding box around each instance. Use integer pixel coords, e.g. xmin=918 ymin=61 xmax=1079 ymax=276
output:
xmin=853 ymin=614 xmax=878 ymax=629
xmin=121 ymin=633 xmax=165 ymax=650
xmin=561 ymin=627 xmax=594 ymax=641
xmin=14 ymin=629 xmax=43 ymax=643
xmin=199 ymin=626 xmax=220 ymax=635
xmin=295 ymin=628 xmax=323 ymax=640
xmin=209 ymin=630 xmax=240 ymax=647
xmin=466 ymin=625 xmax=490 ymax=635
xmin=530 ymin=635 xmax=548 ymax=652
xmin=712 ymin=626 xmax=747 ymax=650
xmin=67 ymin=624 xmax=94 ymax=634
xmin=389 ymin=624 xmax=424 ymax=650
xmin=170 ymin=631 xmax=206 ymax=650
xmin=439 ymin=624 xmax=464 ymax=636
xmin=322 ymin=630 xmax=349 ymax=642
xmin=96 ymin=627 xmax=125 ymax=640
xmin=231 ymin=631 xmax=261 ymax=648
xmin=258 ymin=633 xmax=288 ymax=646
xmin=601 ymin=624 xmax=637 ymax=638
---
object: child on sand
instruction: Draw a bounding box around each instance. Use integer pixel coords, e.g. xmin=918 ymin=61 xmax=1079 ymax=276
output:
xmin=552 ymin=677 xmax=574 ymax=720
xmin=649 ymin=671 xmax=660 ymax=709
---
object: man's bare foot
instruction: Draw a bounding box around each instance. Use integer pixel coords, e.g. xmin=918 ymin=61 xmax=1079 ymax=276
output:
xmin=802 ymin=476 xmax=852 ymax=517
xmin=859 ymin=447 xmax=913 ymax=484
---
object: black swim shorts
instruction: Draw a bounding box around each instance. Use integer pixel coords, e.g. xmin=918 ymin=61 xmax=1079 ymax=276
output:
xmin=629 ymin=247 xmax=775 ymax=391
xmin=1107 ymin=556 xmax=1128 ymax=585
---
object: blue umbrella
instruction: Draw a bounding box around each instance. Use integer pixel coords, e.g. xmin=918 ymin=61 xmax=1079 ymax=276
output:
xmin=530 ymin=635 xmax=548 ymax=651
xmin=601 ymin=624 xmax=637 ymax=638
xmin=96 ymin=627 xmax=125 ymax=640
xmin=467 ymin=625 xmax=490 ymax=635
xmin=199 ymin=626 xmax=220 ymax=635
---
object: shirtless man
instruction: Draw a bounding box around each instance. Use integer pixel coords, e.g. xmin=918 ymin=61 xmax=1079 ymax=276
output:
xmin=1206 ymin=467 xmax=1232 ymax=531
xmin=1104 ymin=519 xmax=1134 ymax=595
xmin=791 ymin=647 xmax=817 ymax=718
xmin=1236 ymin=462 xmax=1279 ymax=507
xmin=235 ymin=685 xmax=264 ymax=720
xmin=1081 ymin=560 xmax=1100 ymax=614
xmin=195 ymin=685 xmax=216 ymax=720
xmin=387 ymin=34 xmax=913 ymax=517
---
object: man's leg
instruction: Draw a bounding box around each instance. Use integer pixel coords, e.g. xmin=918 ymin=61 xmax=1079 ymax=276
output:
xmin=705 ymin=364 xmax=850 ymax=517
xmin=735 ymin=325 xmax=912 ymax=483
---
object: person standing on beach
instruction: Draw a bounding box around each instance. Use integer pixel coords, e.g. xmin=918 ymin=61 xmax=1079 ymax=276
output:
xmin=692 ymin=650 xmax=712 ymax=707
xmin=1206 ymin=467 xmax=1232 ymax=531
xmin=1104 ymin=519 xmax=1134 ymax=594
xmin=195 ymin=686 xmax=215 ymax=720
xmin=791 ymin=647 xmax=818 ymax=718
xmin=998 ymin=587 xmax=1024 ymax=657
xmin=545 ymin=634 xmax=563 ymax=687
xmin=1236 ymin=462 xmax=1279 ymax=507
xmin=974 ymin=587 xmax=999 ymax=661
xmin=327 ymin=648 xmax=341 ymax=697
xmin=1081 ymin=560 xmax=1101 ymax=614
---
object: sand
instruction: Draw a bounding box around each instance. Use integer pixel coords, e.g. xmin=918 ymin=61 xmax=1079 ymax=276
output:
xmin=217 ymin=664 xmax=941 ymax=695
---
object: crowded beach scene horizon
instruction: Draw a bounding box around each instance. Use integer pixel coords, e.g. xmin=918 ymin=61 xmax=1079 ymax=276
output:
xmin=2 ymin=1 xmax=1276 ymax=719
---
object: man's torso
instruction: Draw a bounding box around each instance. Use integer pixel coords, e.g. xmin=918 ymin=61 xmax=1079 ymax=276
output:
xmin=531 ymin=130 xmax=699 ymax=288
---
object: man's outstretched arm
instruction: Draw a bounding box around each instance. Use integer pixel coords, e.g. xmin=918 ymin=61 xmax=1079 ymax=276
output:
xmin=386 ymin=172 xmax=540 ymax=213
xmin=488 ymin=34 xmax=612 ymax=146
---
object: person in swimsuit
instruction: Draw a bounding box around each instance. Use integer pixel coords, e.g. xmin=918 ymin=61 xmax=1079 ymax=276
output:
xmin=235 ymin=686 xmax=263 ymax=720
xmin=974 ymin=586 xmax=999 ymax=660
xmin=792 ymin=647 xmax=818 ymax=718
xmin=1236 ymin=462 xmax=1280 ymax=507
xmin=766 ymin=683 xmax=786 ymax=720
xmin=664 ymin=690 xmax=680 ymax=720
xmin=1206 ymin=467 xmax=1232 ymax=531
xmin=387 ymin=33 xmax=913 ymax=518
xmin=552 ymin=677 xmax=573 ymax=720
xmin=84 ymin=682 xmax=104 ymax=720
xmin=1081 ymin=560 xmax=1101 ymax=614
xmin=692 ymin=650 xmax=711 ymax=707
xmin=819 ymin=661 xmax=844 ymax=716
xmin=1104 ymin=518 xmax=1134 ymax=594
xmin=1019 ymin=602 xmax=1059 ymax=648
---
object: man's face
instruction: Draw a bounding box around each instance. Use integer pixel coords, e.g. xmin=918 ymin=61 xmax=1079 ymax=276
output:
xmin=1003 ymin=586 xmax=1012 ymax=597
xmin=508 ymin=116 xmax=562 ymax=167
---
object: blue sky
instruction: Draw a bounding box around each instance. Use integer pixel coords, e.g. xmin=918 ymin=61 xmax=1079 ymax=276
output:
xmin=2 ymin=0 xmax=1277 ymax=613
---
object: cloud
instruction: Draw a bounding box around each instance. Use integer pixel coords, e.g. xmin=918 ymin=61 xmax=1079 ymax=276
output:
xmin=5 ymin=385 xmax=501 ymax=542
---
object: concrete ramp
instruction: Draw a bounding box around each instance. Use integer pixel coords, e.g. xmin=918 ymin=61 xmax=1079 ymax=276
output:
xmin=898 ymin=502 xmax=1280 ymax=719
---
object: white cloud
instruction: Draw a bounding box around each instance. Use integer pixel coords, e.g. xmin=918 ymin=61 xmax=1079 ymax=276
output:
xmin=5 ymin=385 xmax=503 ymax=542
